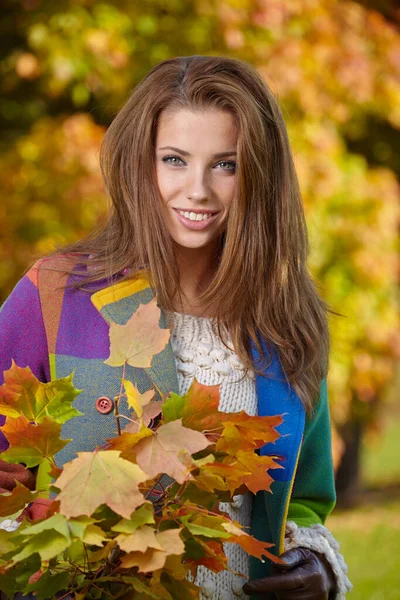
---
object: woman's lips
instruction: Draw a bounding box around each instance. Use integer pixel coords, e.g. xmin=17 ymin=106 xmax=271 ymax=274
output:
xmin=172 ymin=208 xmax=219 ymax=231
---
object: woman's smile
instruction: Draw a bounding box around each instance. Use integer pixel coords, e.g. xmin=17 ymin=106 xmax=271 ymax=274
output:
xmin=172 ymin=207 xmax=219 ymax=230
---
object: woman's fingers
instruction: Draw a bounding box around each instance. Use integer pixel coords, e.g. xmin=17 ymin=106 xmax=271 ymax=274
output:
xmin=242 ymin=548 xmax=334 ymax=600
xmin=16 ymin=498 xmax=54 ymax=523
xmin=242 ymin=571 xmax=303 ymax=594
xmin=0 ymin=460 xmax=36 ymax=491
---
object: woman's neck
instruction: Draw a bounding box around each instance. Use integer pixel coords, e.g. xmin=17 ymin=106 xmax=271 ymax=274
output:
xmin=172 ymin=245 xmax=218 ymax=317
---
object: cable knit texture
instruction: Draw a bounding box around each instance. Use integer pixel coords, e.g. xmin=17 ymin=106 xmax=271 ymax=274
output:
xmin=284 ymin=521 xmax=353 ymax=599
xmin=170 ymin=311 xmax=257 ymax=600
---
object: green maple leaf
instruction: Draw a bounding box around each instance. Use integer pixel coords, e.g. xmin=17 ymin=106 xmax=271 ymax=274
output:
xmin=24 ymin=570 xmax=70 ymax=600
xmin=0 ymin=529 xmax=16 ymax=556
xmin=161 ymin=572 xmax=199 ymax=600
xmin=179 ymin=513 xmax=231 ymax=540
xmin=162 ymin=393 xmax=185 ymax=423
xmin=111 ymin=503 xmax=155 ymax=534
xmin=0 ymin=362 xmax=82 ymax=424
xmin=182 ymin=521 xmax=231 ymax=539
xmin=120 ymin=576 xmax=166 ymax=599
xmin=68 ymin=516 xmax=107 ymax=546
xmin=0 ymin=415 xmax=70 ymax=467
xmin=10 ymin=515 xmax=73 ymax=565
xmin=20 ymin=513 xmax=71 ymax=541
xmin=0 ymin=554 xmax=40 ymax=597
xmin=11 ymin=529 xmax=71 ymax=564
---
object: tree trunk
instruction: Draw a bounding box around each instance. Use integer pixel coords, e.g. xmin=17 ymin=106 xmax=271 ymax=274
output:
xmin=335 ymin=418 xmax=364 ymax=508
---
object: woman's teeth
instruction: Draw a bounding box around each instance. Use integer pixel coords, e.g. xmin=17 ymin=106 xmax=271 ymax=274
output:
xmin=177 ymin=210 xmax=214 ymax=221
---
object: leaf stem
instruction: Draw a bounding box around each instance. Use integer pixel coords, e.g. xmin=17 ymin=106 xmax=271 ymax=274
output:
xmin=115 ymin=362 xmax=127 ymax=436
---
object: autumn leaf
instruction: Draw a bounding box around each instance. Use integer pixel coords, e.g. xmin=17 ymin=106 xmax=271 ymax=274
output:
xmin=68 ymin=516 xmax=107 ymax=546
xmin=88 ymin=540 xmax=117 ymax=563
xmin=222 ymin=521 xmax=279 ymax=563
xmin=120 ymin=547 xmax=166 ymax=572
xmin=161 ymin=393 xmax=185 ymax=423
xmin=116 ymin=524 xmax=163 ymax=553
xmin=181 ymin=380 xmax=223 ymax=434
xmin=216 ymin=412 xmax=283 ymax=453
xmin=120 ymin=528 xmax=184 ymax=573
xmin=187 ymin=539 xmax=228 ymax=573
xmin=55 ymin=450 xmax=149 ymax=518
xmin=0 ymin=481 xmax=39 ymax=518
xmin=20 ymin=513 xmax=70 ymax=540
xmin=134 ymin=420 xmax=210 ymax=484
xmin=123 ymin=379 xmax=155 ymax=419
xmin=179 ymin=512 xmax=231 ymax=540
xmin=106 ymin=426 xmax=153 ymax=462
xmin=161 ymin=571 xmax=201 ymax=599
xmin=163 ymin=553 xmax=191 ymax=580
xmin=222 ymin=451 xmax=282 ymax=494
xmin=0 ymin=416 xmax=70 ymax=467
xmin=0 ymin=362 xmax=81 ymax=423
xmin=194 ymin=461 xmax=234 ymax=494
xmin=111 ymin=503 xmax=155 ymax=534
xmin=123 ymin=400 xmax=163 ymax=434
xmin=118 ymin=576 xmax=166 ymax=600
xmin=0 ymin=529 xmax=17 ymax=555
xmin=10 ymin=530 xmax=71 ymax=564
xmin=24 ymin=570 xmax=70 ymax=600
xmin=105 ymin=297 xmax=170 ymax=368
xmin=10 ymin=515 xmax=73 ymax=564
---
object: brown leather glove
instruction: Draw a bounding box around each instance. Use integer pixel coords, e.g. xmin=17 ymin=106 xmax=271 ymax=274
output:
xmin=0 ymin=459 xmax=36 ymax=493
xmin=242 ymin=547 xmax=336 ymax=600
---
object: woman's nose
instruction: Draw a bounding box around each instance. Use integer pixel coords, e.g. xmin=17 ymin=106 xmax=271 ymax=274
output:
xmin=186 ymin=168 xmax=210 ymax=202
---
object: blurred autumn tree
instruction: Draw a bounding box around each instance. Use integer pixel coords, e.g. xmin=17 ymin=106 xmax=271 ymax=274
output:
xmin=1 ymin=0 xmax=400 ymax=503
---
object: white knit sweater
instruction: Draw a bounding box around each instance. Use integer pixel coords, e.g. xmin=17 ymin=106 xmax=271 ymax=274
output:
xmin=169 ymin=312 xmax=352 ymax=600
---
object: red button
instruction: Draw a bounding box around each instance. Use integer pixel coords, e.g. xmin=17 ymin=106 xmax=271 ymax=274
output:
xmin=95 ymin=396 xmax=114 ymax=415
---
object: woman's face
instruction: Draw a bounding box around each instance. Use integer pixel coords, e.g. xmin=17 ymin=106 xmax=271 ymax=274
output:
xmin=155 ymin=107 xmax=238 ymax=253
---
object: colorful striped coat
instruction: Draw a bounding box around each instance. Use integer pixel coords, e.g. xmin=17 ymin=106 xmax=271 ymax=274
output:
xmin=0 ymin=258 xmax=336 ymax=581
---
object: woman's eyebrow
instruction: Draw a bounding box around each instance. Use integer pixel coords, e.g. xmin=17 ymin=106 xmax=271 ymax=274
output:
xmin=158 ymin=146 xmax=237 ymax=159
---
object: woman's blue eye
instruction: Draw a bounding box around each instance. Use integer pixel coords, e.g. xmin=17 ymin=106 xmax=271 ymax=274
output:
xmin=162 ymin=155 xmax=185 ymax=165
xmin=216 ymin=161 xmax=236 ymax=172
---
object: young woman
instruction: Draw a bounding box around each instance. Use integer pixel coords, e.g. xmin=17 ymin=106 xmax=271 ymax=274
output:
xmin=0 ymin=55 xmax=352 ymax=599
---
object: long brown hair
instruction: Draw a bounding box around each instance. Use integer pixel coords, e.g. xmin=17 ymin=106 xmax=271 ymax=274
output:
xmin=59 ymin=55 xmax=330 ymax=412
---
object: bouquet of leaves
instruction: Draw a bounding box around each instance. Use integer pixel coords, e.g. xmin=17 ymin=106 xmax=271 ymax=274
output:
xmin=0 ymin=298 xmax=283 ymax=600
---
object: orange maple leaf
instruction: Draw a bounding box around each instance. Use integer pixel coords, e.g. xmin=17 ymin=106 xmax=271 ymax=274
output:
xmin=0 ymin=415 xmax=69 ymax=468
xmin=222 ymin=451 xmax=282 ymax=494
xmin=217 ymin=412 xmax=282 ymax=453
xmin=0 ymin=481 xmax=38 ymax=518
xmin=189 ymin=539 xmax=228 ymax=573
xmin=222 ymin=522 xmax=281 ymax=563
xmin=181 ymin=380 xmax=224 ymax=433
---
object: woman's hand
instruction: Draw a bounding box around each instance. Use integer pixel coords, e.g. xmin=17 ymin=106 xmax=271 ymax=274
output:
xmin=242 ymin=547 xmax=336 ymax=599
xmin=0 ymin=459 xmax=36 ymax=493
xmin=21 ymin=497 xmax=54 ymax=521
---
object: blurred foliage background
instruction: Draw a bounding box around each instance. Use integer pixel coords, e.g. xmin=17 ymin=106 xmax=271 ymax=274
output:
xmin=2 ymin=0 xmax=400 ymax=511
